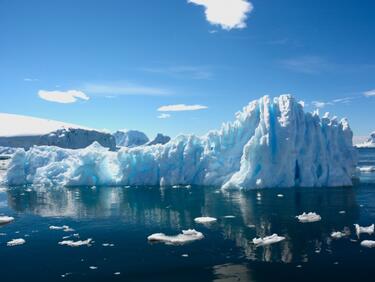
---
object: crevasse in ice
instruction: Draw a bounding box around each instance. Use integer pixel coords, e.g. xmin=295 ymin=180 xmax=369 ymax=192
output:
xmin=5 ymin=95 xmax=357 ymax=189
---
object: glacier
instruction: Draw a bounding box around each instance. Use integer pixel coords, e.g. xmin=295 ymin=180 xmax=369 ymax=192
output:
xmin=4 ymin=95 xmax=357 ymax=189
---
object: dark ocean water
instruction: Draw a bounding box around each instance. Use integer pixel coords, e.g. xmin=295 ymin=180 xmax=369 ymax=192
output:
xmin=0 ymin=148 xmax=375 ymax=282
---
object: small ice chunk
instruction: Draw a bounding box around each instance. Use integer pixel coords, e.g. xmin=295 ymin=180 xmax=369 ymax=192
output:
xmin=223 ymin=215 xmax=235 ymax=219
xmin=49 ymin=225 xmax=74 ymax=232
xmin=360 ymin=240 xmax=375 ymax=248
xmin=61 ymin=272 xmax=72 ymax=278
xmin=354 ymin=224 xmax=374 ymax=237
xmin=147 ymin=229 xmax=204 ymax=245
xmin=331 ymin=231 xmax=345 ymax=239
xmin=0 ymin=216 xmax=14 ymax=225
xmin=252 ymin=234 xmax=285 ymax=246
xmin=339 ymin=211 xmax=346 ymax=214
xmin=58 ymin=238 xmax=92 ymax=247
xmin=296 ymin=212 xmax=321 ymax=223
xmin=277 ymin=194 xmax=284 ymax=198
xmin=114 ymin=272 xmax=121 ymax=275
xmin=181 ymin=254 xmax=189 ymax=257
xmin=358 ymin=166 xmax=375 ymax=172
xmin=185 ymin=185 xmax=192 ymax=188
xmin=89 ymin=266 xmax=97 ymax=270
xmin=7 ymin=238 xmax=26 ymax=246
xmin=194 ymin=217 xmax=217 ymax=224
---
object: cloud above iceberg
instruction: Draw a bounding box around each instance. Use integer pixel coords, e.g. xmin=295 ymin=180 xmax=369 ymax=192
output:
xmin=158 ymin=104 xmax=208 ymax=112
xmin=83 ymin=83 xmax=170 ymax=96
xmin=188 ymin=0 xmax=253 ymax=30
xmin=38 ymin=90 xmax=90 ymax=104
xmin=364 ymin=89 xmax=375 ymax=97
xmin=157 ymin=113 xmax=171 ymax=119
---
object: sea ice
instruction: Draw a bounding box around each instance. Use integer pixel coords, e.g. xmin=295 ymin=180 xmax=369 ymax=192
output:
xmin=296 ymin=212 xmax=321 ymax=223
xmin=360 ymin=240 xmax=375 ymax=248
xmin=0 ymin=216 xmax=14 ymax=225
xmin=5 ymin=95 xmax=357 ymax=189
xmin=194 ymin=217 xmax=217 ymax=224
xmin=58 ymin=238 xmax=92 ymax=247
xmin=358 ymin=166 xmax=375 ymax=173
xmin=252 ymin=234 xmax=285 ymax=246
xmin=147 ymin=229 xmax=204 ymax=245
xmin=49 ymin=225 xmax=74 ymax=232
xmin=7 ymin=238 xmax=26 ymax=246
xmin=331 ymin=231 xmax=346 ymax=239
xmin=354 ymin=224 xmax=374 ymax=237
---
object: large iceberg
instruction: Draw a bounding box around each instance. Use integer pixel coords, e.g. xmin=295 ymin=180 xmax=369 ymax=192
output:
xmin=356 ymin=132 xmax=375 ymax=148
xmin=4 ymin=95 xmax=357 ymax=189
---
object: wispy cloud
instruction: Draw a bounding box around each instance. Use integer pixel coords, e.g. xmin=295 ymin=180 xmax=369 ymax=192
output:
xmin=312 ymin=101 xmax=332 ymax=108
xmin=311 ymin=96 xmax=355 ymax=109
xmin=157 ymin=113 xmax=171 ymax=119
xmin=141 ymin=65 xmax=213 ymax=80
xmin=83 ymin=82 xmax=171 ymax=96
xmin=158 ymin=104 xmax=208 ymax=112
xmin=38 ymin=90 xmax=89 ymax=104
xmin=188 ymin=0 xmax=253 ymax=30
xmin=24 ymin=78 xmax=38 ymax=82
xmin=364 ymin=89 xmax=375 ymax=97
xmin=280 ymin=56 xmax=333 ymax=74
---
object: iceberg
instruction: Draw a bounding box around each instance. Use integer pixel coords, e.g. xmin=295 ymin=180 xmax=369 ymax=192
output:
xmin=356 ymin=132 xmax=375 ymax=148
xmin=330 ymin=231 xmax=346 ymax=239
xmin=252 ymin=234 xmax=285 ymax=246
xmin=354 ymin=224 xmax=374 ymax=237
xmin=113 ymin=130 xmax=149 ymax=147
xmin=4 ymin=95 xmax=357 ymax=189
xmin=7 ymin=238 xmax=26 ymax=246
xmin=58 ymin=238 xmax=92 ymax=247
xmin=296 ymin=212 xmax=321 ymax=223
xmin=360 ymin=240 xmax=375 ymax=248
xmin=194 ymin=216 xmax=217 ymax=224
xmin=147 ymin=229 xmax=204 ymax=245
xmin=0 ymin=216 xmax=14 ymax=225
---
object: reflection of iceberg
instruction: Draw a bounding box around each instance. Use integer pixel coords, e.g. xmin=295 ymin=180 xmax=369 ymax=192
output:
xmin=5 ymin=95 xmax=356 ymax=189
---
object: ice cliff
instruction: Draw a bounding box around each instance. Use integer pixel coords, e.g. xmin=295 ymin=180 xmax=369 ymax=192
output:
xmin=5 ymin=95 xmax=357 ymax=189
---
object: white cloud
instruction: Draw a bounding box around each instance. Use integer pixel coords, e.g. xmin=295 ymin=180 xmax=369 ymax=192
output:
xmin=158 ymin=104 xmax=208 ymax=112
xmin=141 ymin=65 xmax=213 ymax=80
xmin=157 ymin=113 xmax=171 ymax=119
xmin=38 ymin=90 xmax=89 ymax=104
xmin=188 ymin=0 xmax=253 ymax=30
xmin=24 ymin=78 xmax=38 ymax=82
xmin=312 ymin=101 xmax=332 ymax=108
xmin=364 ymin=89 xmax=375 ymax=97
xmin=83 ymin=83 xmax=170 ymax=96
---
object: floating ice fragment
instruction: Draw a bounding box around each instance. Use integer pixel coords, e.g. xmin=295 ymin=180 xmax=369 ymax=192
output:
xmin=49 ymin=225 xmax=74 ymax=232
xmin=61 ymin=272 xmax=72 ymax=278
xmin=147 ymin=229 xmax=204 ymax=245
xmin=252 ymin=234 xmax=285 ymax=246
xmin=277 ymin=194 xmax=284 ymax=198
xmin=89 ymin=266 xmax=97 ymax=270
xmin=358 ymin=166 xmax=375 ymax=173
xmin=223 ymin=215 xmax=235 ymax=219
xmin=354 ymin=224 xmax=374 ymax=237
xmin=58 ymin=238 xmax=92 ymax=247
xmin=339 ymin=210 xmax=346 ymax=214
xmin=181 ymin=254 xmax=189 ymax=257
xmin=360 ymin=240 xmax=375 ymax=248
xmin=0 ymin=216 xmax=14 ymax=225
xmin=331 ymin=231 xmax=345 ymax=239
xmin=7 ymin=238 xmax=26 ymax=246
xmin=194 ymin=217 xmax=217 ymax=224
xmin=114 ymin=272 xmax=121 ymax=275
xmin=296 ymin=212 xmax=321 ymax=223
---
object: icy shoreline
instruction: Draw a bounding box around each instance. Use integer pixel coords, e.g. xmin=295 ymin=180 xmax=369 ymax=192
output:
xmin=4 ymin=95 xmax=357 ymax=189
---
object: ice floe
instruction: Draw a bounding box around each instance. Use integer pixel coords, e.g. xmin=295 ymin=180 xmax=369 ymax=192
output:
xmin=58 ymin=238 xmax=92 ymax=247
xmin=7 ymin=238 xmax=26 ymax=246
xmin=358 ymin=166 xmax=375 ymax=173
xmin=223 ymin=215 xmax=236 ymax=219
xmin=354 ymin=224 xmax=374 ymax=237
xmin=296 ymin=212 xmax=321 ymax=223
xmin=0 ymin=216 xmax=14 ymax=225
xmin=360 ymin=240 xmax=375 ymax=248
xmin=194 ymin=217 xmax=217 ymax=224
xmin=331 ymin=231 xmax=346 ymax=239
xmin=49 ymin=225 xmax=74 ymax=232
xmin=252 ymin=234 xmax=285 ymax=246
xmin=147 ymin=229 xmax=204 ymax=245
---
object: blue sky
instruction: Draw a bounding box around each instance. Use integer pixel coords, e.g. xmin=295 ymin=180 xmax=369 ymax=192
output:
xmin=1 ymin=0 xmax=374 ymax=138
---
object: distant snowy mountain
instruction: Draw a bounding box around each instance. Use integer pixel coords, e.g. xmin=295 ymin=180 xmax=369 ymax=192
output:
xmin=113 ymin=130 xmax=149 ymax=147
xmin=356 ymin=132 xmax=375 ymax=148
xmin=0 ymin=113 xmax=116 ymax=150
xmin=146 ymin=133 xmax=171 ymax=146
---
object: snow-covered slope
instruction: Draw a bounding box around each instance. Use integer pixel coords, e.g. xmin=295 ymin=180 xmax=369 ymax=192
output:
xmin=5 ymin=95 xmax=357 ymax=189
xmin=146 ymin=133 xmax=171 ymax=146
xmin=356 ymin=132 xmax=375 ymax=148
xmin=0 ymin=113 xmax=116 ymax=150
xmin=113 ymin=130 xmax=149 ymax=147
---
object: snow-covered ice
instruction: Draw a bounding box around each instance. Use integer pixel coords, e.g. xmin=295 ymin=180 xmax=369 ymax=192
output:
xmin=354 ymin=224 xmax=374 ymax=237
xmin=252 ymin=234 xmax=285 ymax=246
xmin=194 ymin=217 xmax=217 ymax=224
xmin=5 ymin=95 xmax=357 ymax=189
xmin=147 ymin=229 xmax=204 ymax=245
xmin=7 ymin=238 xmax=26 ymax=246
xmin=58 ymin=238 xmax=92 ymax=247
xmin=113 ymin=130 xmax=149 ymax=147
xmin=360 ymin=240 xmax=375 ymax=248
xmin=0 ymin=216 xmax=14 ymax=225
xmin=296 ymin=212 xmax=321 ymax=223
